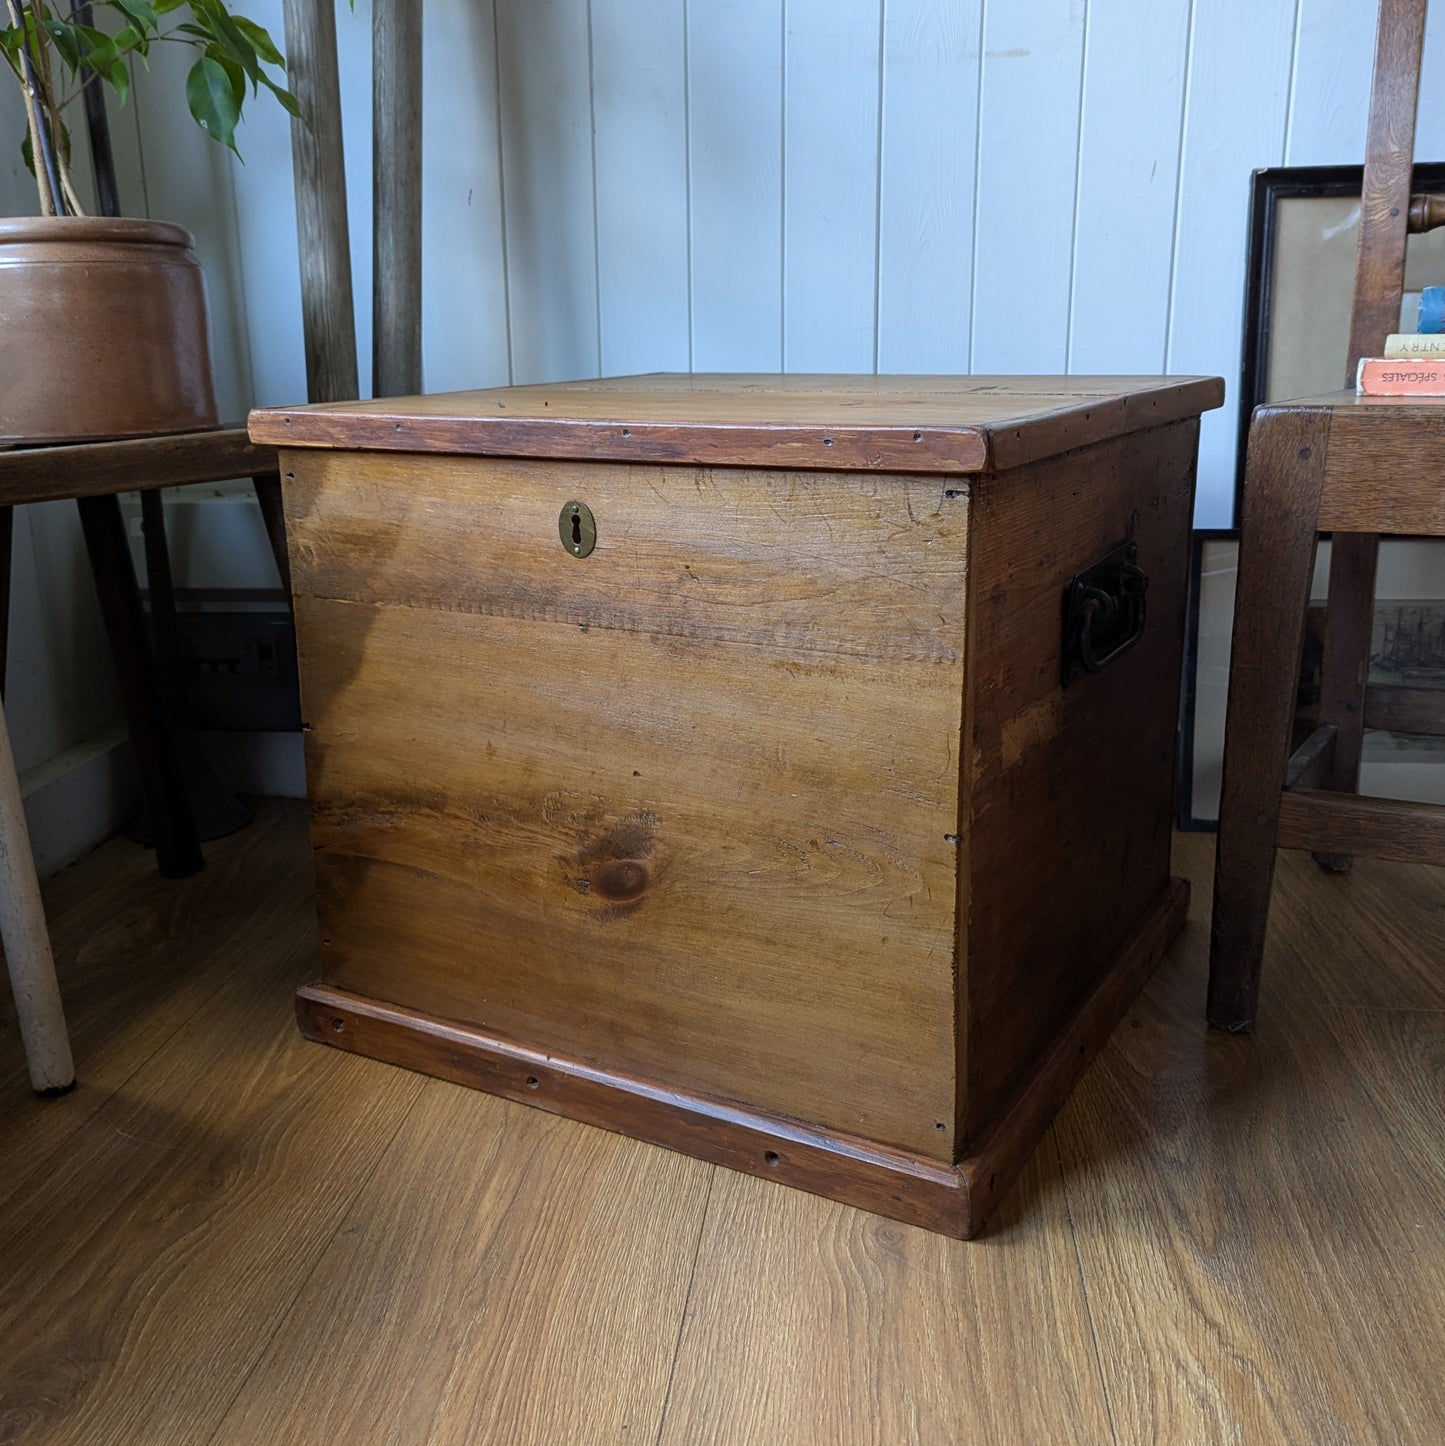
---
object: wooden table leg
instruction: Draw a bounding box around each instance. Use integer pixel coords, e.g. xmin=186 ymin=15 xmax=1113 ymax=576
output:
xmin=1208 ymin=408 xmax=1331 ymax=1031
xmin=76 ymin=494 xmax=204 ymax=879
xmin=0 ymin=690 xmax=75 ymax=1095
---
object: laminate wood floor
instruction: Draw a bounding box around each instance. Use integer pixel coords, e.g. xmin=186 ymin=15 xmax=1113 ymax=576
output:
xmin=1 ymin=800 xmax=1441 ymax=1444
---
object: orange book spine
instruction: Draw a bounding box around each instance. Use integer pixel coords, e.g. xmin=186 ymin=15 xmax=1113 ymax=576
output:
xmin=1355 ymin=356 xmax=1445 ymax=395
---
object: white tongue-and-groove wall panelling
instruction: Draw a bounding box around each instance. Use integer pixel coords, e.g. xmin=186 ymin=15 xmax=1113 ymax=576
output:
xmin=216 ymin=0 xmax=1445 ymax=531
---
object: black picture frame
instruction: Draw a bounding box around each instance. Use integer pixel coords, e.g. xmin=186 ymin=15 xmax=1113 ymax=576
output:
xmin=1235 ymin=162 xmax=1445 ymax=527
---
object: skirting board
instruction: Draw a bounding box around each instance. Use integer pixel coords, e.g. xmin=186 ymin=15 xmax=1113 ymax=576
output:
xmin=17 ymin=728 xmax=304 ymax=880
xmin=19 ymin=726 xmax=137 ymax=878
xmin=296 ymin=878 xmax=1189 ymax=1240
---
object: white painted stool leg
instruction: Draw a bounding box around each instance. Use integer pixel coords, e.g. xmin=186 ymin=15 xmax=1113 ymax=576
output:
xmin=0 ymin=692 xmax=75 ymax=1095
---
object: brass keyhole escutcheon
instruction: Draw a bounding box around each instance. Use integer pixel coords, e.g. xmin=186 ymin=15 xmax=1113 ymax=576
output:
xmin=560 ymin=500 xmax=597 ymax=558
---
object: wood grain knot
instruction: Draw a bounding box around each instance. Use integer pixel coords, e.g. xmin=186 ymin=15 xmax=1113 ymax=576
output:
xmin=560 ymin=811 xmax=659 ymax=913
xmin=591 ymin=858 xmax=650 ymax=902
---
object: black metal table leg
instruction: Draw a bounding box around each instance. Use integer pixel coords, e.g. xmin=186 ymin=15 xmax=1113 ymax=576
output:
xmin=76 ymin=494 xmax=204 ymax=878
xmin=252 ymin=473 xmax=292 ymax=597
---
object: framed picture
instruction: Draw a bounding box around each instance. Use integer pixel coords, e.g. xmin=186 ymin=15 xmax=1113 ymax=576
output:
xmin=1235 ymin=162 xmax=1445 ymax=526
xmin=1176 ymin=528 xmax=1445 ymax=829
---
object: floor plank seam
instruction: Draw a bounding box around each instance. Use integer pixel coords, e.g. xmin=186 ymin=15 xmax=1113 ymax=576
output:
xmin=650 ymin=1164 xmax=717 ymax=1446
xmin=1053 ymin=1124 xmax=1122 ymax=1446
xmin=201 ymin=1059 xmax=431 ymax=1446
xmin=1326 ymin=1004 xmax=1445 ymax=1014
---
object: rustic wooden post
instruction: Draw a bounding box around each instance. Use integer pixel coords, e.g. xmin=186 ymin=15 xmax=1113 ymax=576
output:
xmin=372 ymin=0 xmax=423 ymax=399
xmin=282 ymin=0 xmax=360 ymax=404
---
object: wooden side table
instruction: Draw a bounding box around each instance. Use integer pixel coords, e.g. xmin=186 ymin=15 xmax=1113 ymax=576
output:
xmin=0 ymin=428 xmax=279 ymax=1092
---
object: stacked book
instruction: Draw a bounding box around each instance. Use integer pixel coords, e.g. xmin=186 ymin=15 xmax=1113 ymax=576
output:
xmin=1356 ymin=285 xmax=1445 ymax=394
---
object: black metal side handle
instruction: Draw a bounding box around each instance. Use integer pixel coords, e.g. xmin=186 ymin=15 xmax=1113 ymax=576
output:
xmin=1061 ymin=540 xmax=1149 ymax=686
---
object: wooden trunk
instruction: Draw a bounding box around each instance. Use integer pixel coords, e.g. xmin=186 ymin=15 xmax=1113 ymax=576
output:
xmin=250 ymin=373 xmax=1223 ymax=1238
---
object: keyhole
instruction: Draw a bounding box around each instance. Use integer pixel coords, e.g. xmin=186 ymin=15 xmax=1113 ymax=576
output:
xmin=559 ymin=499 xmax=596 ymax=557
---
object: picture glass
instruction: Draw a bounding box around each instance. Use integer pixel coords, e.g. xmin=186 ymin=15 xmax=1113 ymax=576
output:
xmin=1264 ymin=195 xmax=1445 ymax=403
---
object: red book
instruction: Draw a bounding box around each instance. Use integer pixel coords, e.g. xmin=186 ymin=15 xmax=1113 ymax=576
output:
xmin=1355 ymin=356 xmax=1445 ymax=395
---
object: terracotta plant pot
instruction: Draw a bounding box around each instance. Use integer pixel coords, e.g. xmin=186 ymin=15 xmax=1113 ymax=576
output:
xmin=0 ymin=216 xmax=219 ymax=446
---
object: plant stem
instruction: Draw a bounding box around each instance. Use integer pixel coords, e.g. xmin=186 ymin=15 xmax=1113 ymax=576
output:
xmin=6 ymin=0 xmax=61 ymax=214
xmin=33 ymin=0 xmax=86 ymax=215
xmin=59 ymin=162 xmax=86 ymax=216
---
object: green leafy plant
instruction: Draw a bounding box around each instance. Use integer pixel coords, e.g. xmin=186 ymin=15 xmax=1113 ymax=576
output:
xmin=1 ymin=0 xmax=297 ymax=216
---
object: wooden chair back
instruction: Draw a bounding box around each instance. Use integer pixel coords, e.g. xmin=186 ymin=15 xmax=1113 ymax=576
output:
xmin=1348 ymin=0 xmax=1427 ymax=376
